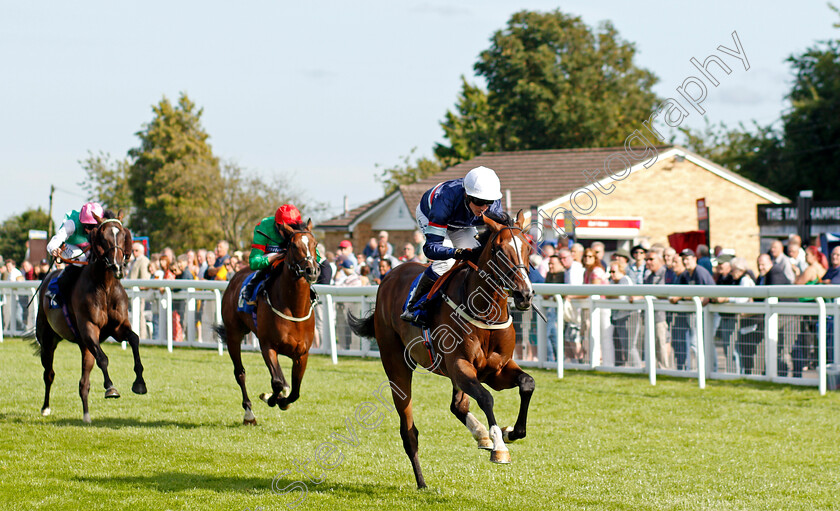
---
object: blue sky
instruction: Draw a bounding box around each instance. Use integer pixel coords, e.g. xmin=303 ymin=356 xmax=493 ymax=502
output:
xmin=1 ymin=1 xmax=836 ymax=230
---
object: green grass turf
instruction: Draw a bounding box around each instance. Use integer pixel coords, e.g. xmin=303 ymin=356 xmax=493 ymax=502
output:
xmin=1 ymin=337 xmax=839 ymax=510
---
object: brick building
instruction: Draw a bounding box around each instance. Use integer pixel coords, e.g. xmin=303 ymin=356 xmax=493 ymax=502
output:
xmin=316 ymin=145 xmax=788 ymax=265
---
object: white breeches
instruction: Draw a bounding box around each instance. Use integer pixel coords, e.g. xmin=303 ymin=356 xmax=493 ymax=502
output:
xmin=415 ymin=204 xmax=480 ymax=277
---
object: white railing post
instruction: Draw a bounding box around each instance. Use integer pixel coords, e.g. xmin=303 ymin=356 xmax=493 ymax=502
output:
xmin=0 ymin=291 xmax=5 ymax=343
xmin=214 ymin=289 xmax=223 ymax=356
xmin=556 ymin=295 xmax=564 ymax=379
xmin=703 ymin=306 xmax=715 ymax=380
xmin=186 ymin=287 xmax=196 ymax=344
xmin=766 ymin=297 xmax=779 ymax=379
xmin=324 ymin=293 xmax=338 ymax=364
xmin=536 ymin=297 xmax=547 ymax=368
xmin=164 ymin=287 xmax=173 ymax=352
xmin=644 ymin=296 xmax=656 ymax=386
xmin=360 ymin=296 xmax=370 ymax=357
xmin=692 ymin=297 xmax=705 ymax=389
xmin=589 ymin=296 xmax=600 ymax=368
xmin=128 ymin=286 xmax=141 ymax=350
xmin=817 ymin=297 xmax=827 ymax=396
xmin=834 ymin=299 xmax=840 ymax=365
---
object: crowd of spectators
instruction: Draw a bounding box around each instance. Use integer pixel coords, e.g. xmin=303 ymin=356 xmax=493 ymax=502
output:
xmin=526 ymin=235 xmax=840 ymax=376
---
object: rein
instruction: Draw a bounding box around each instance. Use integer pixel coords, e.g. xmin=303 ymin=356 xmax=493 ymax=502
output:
xmin=434 ymin=225 xmax=530 ymax=330
xmin=259 ymin=228 xmax=319 ymax=322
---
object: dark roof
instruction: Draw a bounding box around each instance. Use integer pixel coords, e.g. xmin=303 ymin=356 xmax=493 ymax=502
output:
xmin=317 ymin=197 xmax=383 ymax=229
xmin=318 ymin=145 xmax=788 ymax=229
xmin=402 ymin=146 xmax=676 ymax=213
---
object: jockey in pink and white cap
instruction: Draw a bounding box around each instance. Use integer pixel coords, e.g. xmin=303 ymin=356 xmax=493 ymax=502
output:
xmin=47 ymin=201 xmax=104 ymax=265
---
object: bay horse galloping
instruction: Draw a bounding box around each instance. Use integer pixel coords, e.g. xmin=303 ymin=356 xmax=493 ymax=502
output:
xmin=35 ymin=211 xmax=147 ymax=423
xmin=348 ymin=211 xmax=536 ymax=489
xmin=214 ymin=220 xmax=320 ymax=425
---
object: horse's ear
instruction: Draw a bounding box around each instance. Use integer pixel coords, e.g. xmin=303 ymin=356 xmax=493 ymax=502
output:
xmin=93 ymin=212 xmax=103 ymax=224
xmin=306 ymin=218 xmax=313 ymax=232
xmin=483 ymin=213 xmax=503 ymax=232
xmin=123 ymin=229 xmax=133 ymax=262
xmin=515 ymin=209 xmax=525 ymax=229
xmin=117 ymin=209 xmax=124 ymax=222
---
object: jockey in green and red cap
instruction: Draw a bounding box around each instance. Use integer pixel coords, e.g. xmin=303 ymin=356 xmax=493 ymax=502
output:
xmin=239 ymin=204 xmax=321 ymax=307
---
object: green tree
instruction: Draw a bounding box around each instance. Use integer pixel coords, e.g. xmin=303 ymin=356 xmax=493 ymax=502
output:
xmin=435 ymin=9 xmax=660 ymax=164
xmin=0 ymin=208 xmax=51 ymax=262
xmin=682 ymin=35 xmax=840 ymax=201
xmin=79 ymin=151 xmax=132 ymax=218
xmin=376 ymin=148 xmax=442 ymax=195
xmin=127 ymin=93 xmax=222 ymax=252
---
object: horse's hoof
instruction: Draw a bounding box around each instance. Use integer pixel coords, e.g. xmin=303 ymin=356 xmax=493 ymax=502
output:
xmin=41 ymin=407 xmax=51 ymax=417
xmin=105 ymin=387 xmax=120 ymax=399
xmin=259 ymin=392 xmax=271 ymax=403
xmin=131 ymin=381 xmax=147 ymax=395
xmin=279 ymin=400 xmax=291 ymax=411
xmin=477 ymin=436 xmax=493 ymax=450
xmin=83 ymin=413 xmax=91 ymax=424
xmin=243 ymin=418 xmax=257 ymax=426
xmin=502 ymin=426 xmax=515 ymax=443
xmin=490 ymin=449 xmax=511 ymax=464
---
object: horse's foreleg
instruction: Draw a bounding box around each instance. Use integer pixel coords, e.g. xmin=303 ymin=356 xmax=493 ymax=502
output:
xmin=79 ymin=346 xmax=96 ymax=423
xmin=119 ymin=323 xmax=146 ymax=395
xmin=450 ymin=359 xmax=509 ymax=464
xmin=81 ymin=324 xmax=118 ymax=398
xmin=449 ymin=385 xmax=492 ymax=450
xmin=486 ymin=360 xmax=535 ymax=443
xmin=259 ymin=348 xmax=290 ymax=408
xmin=277 ymin=353 xmax=308 ymax=410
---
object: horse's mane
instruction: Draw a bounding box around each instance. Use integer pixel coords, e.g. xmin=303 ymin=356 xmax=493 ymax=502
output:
xmin=475 ymin=211 xmax=515 ymax=249
xmin=101 ymin=209 xmax=117 ymax=220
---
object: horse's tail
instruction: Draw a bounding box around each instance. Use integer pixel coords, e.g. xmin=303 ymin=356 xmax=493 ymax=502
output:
xmin=22 ymin=327 xmax=40 ymax=355
xmin=212 ymin=323 xmax=228 ymax=344
xmin=347 ymin=310 xmax=375 ymax=339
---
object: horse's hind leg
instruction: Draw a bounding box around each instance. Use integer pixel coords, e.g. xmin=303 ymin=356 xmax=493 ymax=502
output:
xmin=379 ymin=339 xmax=425 ymax=489
xmin=79 ymin=346 xmax=96 ymax=423
xmin=485 ymin=360 xmax=535 ymax=443
xmin=117 ymin=321 xmax=146 ymax=394
xmin=226 ymin=331 xmax=256 ymax=425
xmin=450 ymin=385 xmax=492 ymax=450
xmin=449 ymin=358 xmax=509 ymax=464
xmin=37 ymin=312 xmax=58 ymax=417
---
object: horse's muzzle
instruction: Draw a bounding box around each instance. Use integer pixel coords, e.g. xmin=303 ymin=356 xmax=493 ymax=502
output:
xmin=304 ymin=264 xmax=320 ymax=284
xmin=513 ymin=289 xmax=534 ymax=311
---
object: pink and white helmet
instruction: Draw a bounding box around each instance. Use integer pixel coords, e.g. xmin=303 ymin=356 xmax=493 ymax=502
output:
xmin=79 ymin=202 xmax=104 ymax=225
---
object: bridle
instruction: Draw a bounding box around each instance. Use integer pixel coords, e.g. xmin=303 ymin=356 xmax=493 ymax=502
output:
xmin=480 ymin=225 xmax=531 ymax=293
xmin=284 ymin=229 xmax=319 ymax=281
xmin=91 ymin=218 xmax=126 ymax=271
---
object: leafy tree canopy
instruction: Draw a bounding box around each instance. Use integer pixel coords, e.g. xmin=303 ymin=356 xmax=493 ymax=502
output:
xmin=434 ymin=9 xmax=660 ymax=164
xmin=0 ymin=208 xmax=51 ymax=263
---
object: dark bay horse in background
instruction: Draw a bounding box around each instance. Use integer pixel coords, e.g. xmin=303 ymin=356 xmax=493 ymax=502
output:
xmin=214 ymin=220 xmax=320 ymax=425
xmin=348 ymin=211 xmax=536 ymax=489
xmin=35 ymin=211 xmax=147 ymax=423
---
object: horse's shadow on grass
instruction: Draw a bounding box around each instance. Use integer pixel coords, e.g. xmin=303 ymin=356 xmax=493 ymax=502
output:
xmin=49 ymin=417 xmax=210 ymax=429
xmin=74 ymin=472 xmax=432 ymax=500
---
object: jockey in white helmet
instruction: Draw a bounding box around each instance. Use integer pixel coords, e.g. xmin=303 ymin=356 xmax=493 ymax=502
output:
xmin=401 ymin=166 xmax=504 ymax=322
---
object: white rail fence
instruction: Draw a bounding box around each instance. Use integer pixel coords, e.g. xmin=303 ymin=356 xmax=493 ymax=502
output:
xmin=2 ymin=280 xmax=840 ymax=394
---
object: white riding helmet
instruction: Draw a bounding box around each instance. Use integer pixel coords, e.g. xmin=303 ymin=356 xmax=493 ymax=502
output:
xmin=463 ymin=166 xmax=502 ymax=201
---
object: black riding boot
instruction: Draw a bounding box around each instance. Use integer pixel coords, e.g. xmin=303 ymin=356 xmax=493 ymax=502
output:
xmin=240 ymin=269 xmax=266 ymax=308
xmin=400 ymin=273 xmax=437 ymax=322
xmin=56 ymin=264 xmax=84 ymax=305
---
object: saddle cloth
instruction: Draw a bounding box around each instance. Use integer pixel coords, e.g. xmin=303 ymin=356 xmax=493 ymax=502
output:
xmin=47 ymin=273 xmax=63 ymax=309
xmin=237 ymin=272 xmax=267 ymax=314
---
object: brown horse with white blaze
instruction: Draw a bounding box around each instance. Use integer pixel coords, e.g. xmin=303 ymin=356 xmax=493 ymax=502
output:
xmin=348 ymin=211 xmax=536 ymax=489
xmin=35 ymin=211 xmax=147 ymax=423
xmin=214 ymin=220 xmax=320 ymax=425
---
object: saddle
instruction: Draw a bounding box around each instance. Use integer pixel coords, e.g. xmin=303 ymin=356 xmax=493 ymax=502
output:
xmin=402 ymin=261 xmax=469 ymax=328
xmin=237 ymin=272 xmax=268 ymax=314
